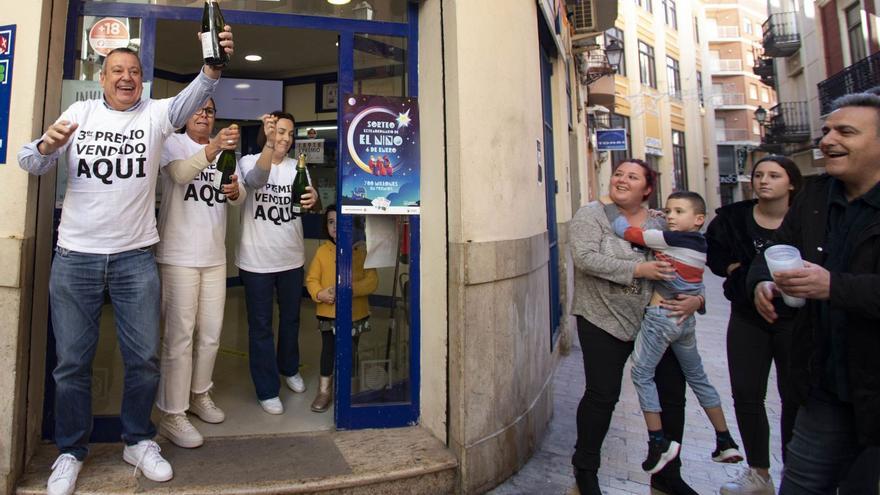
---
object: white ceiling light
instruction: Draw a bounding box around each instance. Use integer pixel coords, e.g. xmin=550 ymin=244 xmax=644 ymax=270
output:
xmin=244 ymin=54 xmax=262 ymax=62
xmin=235 ymin=83 xmax=251 ymax=89
xmin=327 ymin=0 xmax=351 ymax=5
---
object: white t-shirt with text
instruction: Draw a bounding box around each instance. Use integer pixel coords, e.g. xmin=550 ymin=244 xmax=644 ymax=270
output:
xmin=235 ymin=154 xmax=304 ymax=273
xmin=53 ymin=99 xmax=175 ymax=253
xmin=156 ymin=132 xmax=240 ymax=267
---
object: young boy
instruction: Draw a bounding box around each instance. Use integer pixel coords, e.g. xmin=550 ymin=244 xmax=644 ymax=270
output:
xmin=612 ymin=191 xmax=742 ymax=474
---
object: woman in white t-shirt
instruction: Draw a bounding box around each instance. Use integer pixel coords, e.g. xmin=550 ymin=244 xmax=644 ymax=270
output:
xmin=237 ymin=111 xmax=319 ymax=414
xmin=155 ymin=98 xmax=245 ymax=448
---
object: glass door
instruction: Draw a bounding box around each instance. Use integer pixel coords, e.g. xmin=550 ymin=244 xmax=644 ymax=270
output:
xmin=334 ymin=27 xmax=419 ymax=429
xmin=45 ymin=0 xmax=420 ymax=443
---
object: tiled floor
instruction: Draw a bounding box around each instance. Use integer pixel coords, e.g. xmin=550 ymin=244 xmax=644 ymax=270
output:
xmin=490 ymin=273 xmax=786 ymax=495
xmin=88 ymin=285 xmax=407 ymax=438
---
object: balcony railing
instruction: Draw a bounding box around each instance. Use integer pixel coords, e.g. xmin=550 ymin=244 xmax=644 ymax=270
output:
xmin=818 ymin=50 xmax=880 ymax=115
xmin=711 ymin=93 xmax=746 ymax=106
xmin=715 ymin=128 xmax=752 ymax=142
xmin=753 ymin=56 xmax=774 ymax=77
xmin=711 ymin=58 xmax=743 ymax=72
xmin=764 ymin=101 xmax=810 ymax=144
xmin=762 ymin=12 xmax=800 ymax=57
xmin=710 ymin=25 xmax=740 ymax=38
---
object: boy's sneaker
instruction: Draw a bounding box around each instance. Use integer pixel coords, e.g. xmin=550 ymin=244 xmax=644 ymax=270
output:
xmin=284 ymin=373 xmax=306 ymax=393
xmin=189 ymin=391 xmax=225 ymax=423
xmin=712 ymin=436 xmax=744 ymax=463
xmin=122 ymin=440 xmax=173 ymax=482
xmin=719 ymin=467 xmax=774 ymax=495
xmin=642 ymin=438 xmax=680 ymax=474
xmin=159 ymin=413 xmax=204 ymax=448
xmin=47 ymin=453 xmax=82 ymax=495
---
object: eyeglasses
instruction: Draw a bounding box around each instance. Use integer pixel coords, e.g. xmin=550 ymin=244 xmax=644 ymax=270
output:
xmin=196 ymin=107 xmax=216 ymax=117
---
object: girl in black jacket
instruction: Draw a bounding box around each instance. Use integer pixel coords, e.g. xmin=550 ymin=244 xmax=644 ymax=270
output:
xmin=705 ymin=155 xmax=802 ymax=495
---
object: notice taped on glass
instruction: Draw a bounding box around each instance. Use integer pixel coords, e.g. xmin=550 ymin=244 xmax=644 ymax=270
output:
xmin=340 ymin=94 xmax=420 ymax=215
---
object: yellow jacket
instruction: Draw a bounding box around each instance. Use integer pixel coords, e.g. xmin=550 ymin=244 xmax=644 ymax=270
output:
xmin=306 ymin=240 xmax=378 ymax=320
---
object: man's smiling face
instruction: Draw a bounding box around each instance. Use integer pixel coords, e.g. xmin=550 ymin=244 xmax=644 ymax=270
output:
xmin=100 ymin=51 xmax=143 ymax=111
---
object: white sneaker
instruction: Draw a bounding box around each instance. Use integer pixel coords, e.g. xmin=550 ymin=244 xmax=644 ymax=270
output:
xmin=719 ymin=467 xmax=775 ymax=495
xmin=47 ymin=453 xmax=82 ymax=495
xmin=189 ymin=391 xmax=225 ymax=424
xmin=159 ymin=413 xmax=204 ymax=448
xmin=122 ymin=440 xmax=173 ymax=482
xmin=284 ymin=373 xmax=306 ymax=393
xmin=260 ymin=397 xmax=284 ymax=415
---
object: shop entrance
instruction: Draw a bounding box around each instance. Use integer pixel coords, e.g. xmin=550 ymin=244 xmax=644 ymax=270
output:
xmin=43 ymin=0 xmax=420 ymax=444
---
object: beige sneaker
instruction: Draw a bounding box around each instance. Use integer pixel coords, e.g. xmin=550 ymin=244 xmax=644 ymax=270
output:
xmin=189 ymin=391 xmax=225 ymax=424
xmin=719 ymin=467 xmax=774 ymax=495
xmin=159 ymin=413 xmax=204 ymax=448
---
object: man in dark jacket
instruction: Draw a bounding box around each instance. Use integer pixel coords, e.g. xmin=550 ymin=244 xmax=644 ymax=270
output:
xmin=749 ymin=93 xmax=880 ymax=494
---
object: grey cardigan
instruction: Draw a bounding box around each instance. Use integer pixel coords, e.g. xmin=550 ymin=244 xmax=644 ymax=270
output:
xmin=569 ymin=201 xmax=663 ymax=342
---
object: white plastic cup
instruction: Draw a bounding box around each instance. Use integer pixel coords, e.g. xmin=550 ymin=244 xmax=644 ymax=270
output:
xmin=764 ymin=245 xmax=806 ymax=308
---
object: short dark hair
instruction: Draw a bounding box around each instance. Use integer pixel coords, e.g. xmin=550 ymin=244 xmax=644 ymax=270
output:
xmin=257 ymin=110 xmax=296 ymax=148
xmin=613 ymin=158 xmax=657 ymax=200
xmin=751 ymin=154 xmax=803 ymax=205
xmin=667 ymin=191 xmax=706 ymax=215
xmin=829 ymin=92 xmax=880 ymax=133
xmin=102 ymin=47 xmax=141 ymax=73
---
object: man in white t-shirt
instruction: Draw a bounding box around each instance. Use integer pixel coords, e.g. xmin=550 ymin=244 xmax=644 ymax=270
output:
xmin=17 ymin=26 xmax=234 ymax=495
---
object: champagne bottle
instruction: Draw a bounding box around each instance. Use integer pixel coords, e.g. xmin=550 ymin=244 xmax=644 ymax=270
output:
xmin=200 ymin=0 xmax=228 ymax=68
xmin=290 ymin=153 xmax=312 ymax=216
xmin=213 ymin=124 xmax=237 ymax=191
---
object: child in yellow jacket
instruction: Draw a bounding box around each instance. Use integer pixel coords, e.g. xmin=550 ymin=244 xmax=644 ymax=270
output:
xmin=305 ymin=205 xmax=378 ymax=412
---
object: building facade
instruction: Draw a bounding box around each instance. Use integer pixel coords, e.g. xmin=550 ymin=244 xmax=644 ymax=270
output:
xmin=583 ymin=0 xmax=722 ymax=215
xmin=706 ymin=0 xmax=778 ymax=204
xmin=754 ymin=0 xmax=880 ymax=174
xmin=0 ymin=1 xmax=618 ymax=494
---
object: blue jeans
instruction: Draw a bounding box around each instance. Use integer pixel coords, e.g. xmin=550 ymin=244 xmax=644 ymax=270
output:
xmin=631 ymin=306 xmax=721 ymax=413
xmin=239 ymin=267 xmax=303 ymax=401
xmin=49 ymin=247 xmax=161 ymax=460
xmin=780 ymin=389 xmax=880 ymax=494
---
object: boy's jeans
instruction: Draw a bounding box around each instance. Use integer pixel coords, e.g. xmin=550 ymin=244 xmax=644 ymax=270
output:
xmin=49 ymin=247 xmax=161 ymax=460
xmin=631 ymin=306 xmax=721 ymax=413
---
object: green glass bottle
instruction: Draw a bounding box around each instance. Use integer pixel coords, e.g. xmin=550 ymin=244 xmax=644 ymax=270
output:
xmin=200 ymin=0 xmax=228 ymax=68
xmin=290 ymin=153 xmax=312 ymax=215
xmin=212 ymin=124 xmax=237 ymax=192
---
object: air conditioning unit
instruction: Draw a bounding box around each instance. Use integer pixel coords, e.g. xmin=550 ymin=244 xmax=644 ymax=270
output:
xmin=569 ymin=0 xmax=596 ymax=36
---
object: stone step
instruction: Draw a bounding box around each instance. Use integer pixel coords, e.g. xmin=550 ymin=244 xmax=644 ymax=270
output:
xmin=17 ymin=426 xmax=457 ymax=494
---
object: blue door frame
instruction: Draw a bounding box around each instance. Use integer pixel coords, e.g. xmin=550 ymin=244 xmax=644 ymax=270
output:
xmin=538 ymin=19 xmax=562 ymax=345
xmin=44 ymin=0 xmax=421 ymax=442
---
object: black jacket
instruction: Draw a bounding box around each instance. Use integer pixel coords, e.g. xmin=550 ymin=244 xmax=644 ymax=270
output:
xmin=748 ymin=175 xmax=880 ymax=446
xmin=705 ymin=200 xmax=761 ymax=312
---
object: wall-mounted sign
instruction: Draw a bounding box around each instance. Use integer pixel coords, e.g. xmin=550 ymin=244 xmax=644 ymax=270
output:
xmin=88 ymin=18 xmax=130 ymax=57
xmin=646 ymin=136 xmax=663 ymax=156
xmin=596 ymin=129 xmax=627 ymax=151
xmin=0 ymin=25 xmax=15 ymax=164
xmin=294 ymin=138 xmax=324 ymax=164
xmin=340 ymin=94 xmax=420 ymax=215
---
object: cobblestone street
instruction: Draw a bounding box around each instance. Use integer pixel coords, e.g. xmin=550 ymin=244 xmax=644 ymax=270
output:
xmin=490 ymin=273 xmax=784 ymax=495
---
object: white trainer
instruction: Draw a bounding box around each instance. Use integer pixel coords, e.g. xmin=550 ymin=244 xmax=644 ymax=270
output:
xmin=719 ymin=467 xmax=775 ymax=495
xmin=122 ymin=440 xmax=173 ymax=482
xmin=260 ymin=397 xmax=284 ymax=415
xmin=159 ymin=413 xmax=204 ymax=448
xmin=47 ymin=453 xmax=82 ymax=495
xmin=189 ymin=391 xmax=225 ymax=424
xmin=284 ymin=373 xmax=306 ymax=393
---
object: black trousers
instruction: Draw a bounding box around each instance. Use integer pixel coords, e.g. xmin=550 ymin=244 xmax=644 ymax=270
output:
xmin=726 ymin=308 xmax=796 ymax=469
xmin=573 ymin=316 xmax=687 ymax=477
